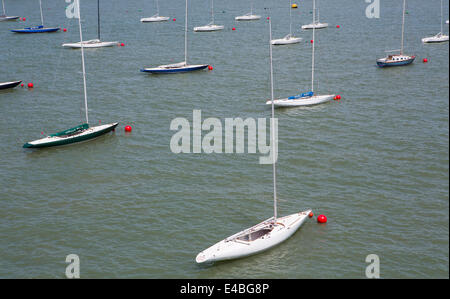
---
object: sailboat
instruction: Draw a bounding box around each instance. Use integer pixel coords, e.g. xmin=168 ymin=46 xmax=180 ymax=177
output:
xmin=0 ymin=80 xmax=21 ymax=90
xmin=0 ymin=0 xmax=19 ymax=21
xmin=422 ymin=0 xmax=449 ymax=43
xmin=23 ymin=0 xmax=117 ymax=149
xmin=141 ymin=0 xmax=169 ymax=22
xmin=141 ymin=0 xmax=208 ymax=74
xmin=301 ymin=0 xmax=328 ymax=29
xmin=235 ymin=0 xmax=261 ymax=21
xmin=195 ymin=18 xmax=311 ymax=264
xmin=62 ymin=0 xmax=117 ymax=48
xmin=271 ymin=0 xmax=302 ymax=45
xmin=267 ymin=7 xmax=335 ymax=107
xmin=194 ymin=0 xmax=224 ymax=32
xmin=377 ymin=0 xmax=415 ymax=67
xmin=11 ymin=0 xmax=59 ymax=33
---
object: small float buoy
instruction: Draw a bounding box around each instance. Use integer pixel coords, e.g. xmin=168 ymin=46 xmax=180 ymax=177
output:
xmin=423 ymin=58 xmax=428 ymax=63
xmin=124 ymin=125 xmax=132 ymax=132
xmin=21 ymin=83 xmax=24 ymax=87
xmin=63 ymin=28 xmax=67 ymax=32
xmin=267 ymin=17 xmax=270 ymax=20
xmin=317 ymin=214 xmax=327 ymax=223
xmin=334 ymin=95 xmax=341 ymax=100
xmin=232 ymin=27 xmax=236 ymax=31
xmin=120 ymin=43 xmax=125 ymax=46
xmin=292 ymin=4 xmax=298 ymax=8
xmin=208 ymin=65 xmax=213 ymax=70
xmin=173 ymin=18 xmax=176 ymax=21
xmin=308 ymin=212 xmax=313 ymax=218
xmin=310 ymin=39 xmax=313 ymax=43
xmin=336 ymin=25 xmax=340 ymax=28
xmin=27 ymin=82 xmax=34 ymax=88
xmin=22 ymin=17 xmax=26 ymax=21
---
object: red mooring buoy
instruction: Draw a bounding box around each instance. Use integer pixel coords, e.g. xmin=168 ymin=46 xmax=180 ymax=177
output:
xmin=423 ymin=58 xmax=428 ymax=63
xmin=308 ymin=212 xmax=314 ymax=218
xmin=27 ymin=82 xmax=34 ymax=88
xmin=317 ymin=214 xmax=327 ymax=223
xmin=124 ymin=125 xmax=132 ymax=132
xmin=208 ymin=65 xmax=213 ymax=70
xmin=63 ymin=28 xmax=67 ymax=32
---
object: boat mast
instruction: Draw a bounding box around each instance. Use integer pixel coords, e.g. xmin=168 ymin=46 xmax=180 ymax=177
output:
xmin=77 ymin=0 xmax=89 ymax=124
xmin=250 ymin=0 xmax=253 ymax=15
xmin=289 ymin=0 xmax=292 ymax=35
xmin=97 ymin=0 xmax=100 ymax=40
xmin=440 ymin=0 xmax=443 ymax=33
xmin=2 ymin=0 xmax=6 ymax=16
xmin=400 ymin=0 xmax=406 ymax=54
xmin=156 ymin=0 xmax=159 ymax=16
xmin=39 ymin=0 xmax=44 ymax=26
xmin=268 ymin=17 xmax=278 ymax=222
xmin=311 ymin=0 xmax=315 ymax=92
xmin=185 ymin=0 xmax=188 ymax=64
xmin=211 ymin=0 xmax=214 ymax=24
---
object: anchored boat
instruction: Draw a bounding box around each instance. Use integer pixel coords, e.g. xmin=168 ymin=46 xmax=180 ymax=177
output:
xmin=141 ymin=0 xmax=208 ymax=74
xmin=235 ymin=0 xmax=260 ymax=21
xmin=140 ymin=0 xmax=169 ymax=22
xmin=422 ymin=0 xmax=449 ymax=43
xmin=62 ymin=0 xmax=117 ymax=48
xmin=377 ymin=0 xmax=415 ymax=67
xmin=196 ymin=18 xmax=311 ymax=264
xmin=23 ymin=0 xmax=117 ymax=149
xmin=267 ymin=7 xmax=334 ymax=107
xmin=194 ymin=0 xmax=223 ymax=32
xmin=11 ymin=0 xmax=59 ymax=33
xmin=271 ymin=0 xmax=302 ymax=45
xmin=301 ymin=0 xmax=328 ymax=30
xmin=0 ymin=80 xmax=21 ymax=90
xmin=0 ymin=0 xmax=19 ymax=21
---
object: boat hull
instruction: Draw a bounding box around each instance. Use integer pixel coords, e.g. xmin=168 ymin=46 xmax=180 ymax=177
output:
xmin=377 ymin=56 xmax=415 ymax=67
xmin=266 ymin=94 xmax=335 ymax=107
xmin=140 ymin=16 xmax=170 ymax=22
xmin=0 ymin=80 xmax=22 ymax=90
xmin=141 ymin=64 xmax=208 ymax=74
xmin=62 ymin=40 xmax=118 ymax=48
xmin=11 ymin=26 xmax=60 ymax=33
xmin=271 ymin=36 xmax=302 ymax=45
xmin=0 ymin=15 xmax=19 ymax=21
xmin=23 ymin=123 xmax=118 ymax=148
xmin=193 ymin=25 xmax=224 ymax=32
xmin=301 ymin=23 xmax=328 ymax=30
xmin=196 ymin=210 xmax=312 ymax=264
xmin=235 ymin=15 xmax=261 ymax=21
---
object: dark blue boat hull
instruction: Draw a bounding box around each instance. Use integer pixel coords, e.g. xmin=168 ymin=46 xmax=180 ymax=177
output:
xmin=377 ymin=57 xmax=415 ymax=67
xmin=11 ymin=26 xmax=60 ymax=33
xmin=140 ymin=64 xmax=208 ymax=74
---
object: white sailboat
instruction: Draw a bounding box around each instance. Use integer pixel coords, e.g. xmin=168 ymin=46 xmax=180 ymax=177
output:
xmin=0 ymin=0 xmax=19 ymax=21
xmin=140 ymin=0 xmax=169 ymax=22
xmin=271 ymin=0 xmax=302 ymax=45
xmin=376 ymin=0 xmax=415 ymax=67
xmin=301 ymin=0 xmax=328 ymax=29
xmin=267 ymin=7 xmax=335 ymax=107
xmin=196 ymin=18 xmax=311 ymax=264
xmin=62 ymin=0 xmax=117 ymax=48
xmin=194 ymin=0 xmax=224 ymax=32
xmin=235 ymin=0 xmax=261 ymax=21
xmin=422 ymin=0 xmax=449 ymax=43
xmin=141 ymin=0 xmax=208 ymax=74
xmin=24 ymin=0 xmax=117 ymax=149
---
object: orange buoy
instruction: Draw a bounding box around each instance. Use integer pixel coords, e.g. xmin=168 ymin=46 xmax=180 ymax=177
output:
xmin=423 ymin=58 xmax=428 ymax=63
xmin=27 ymin=82 xmax=34 ymax=88
xmin=208 ymin=65 xmax=213 ymax=70
xmin=124 ymin=125 xmax=132 ymax=132
xmin=317 ymin=214 xmax=327 ymax=223
xmin=308 ymin=212 xmax=313 ymax=218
